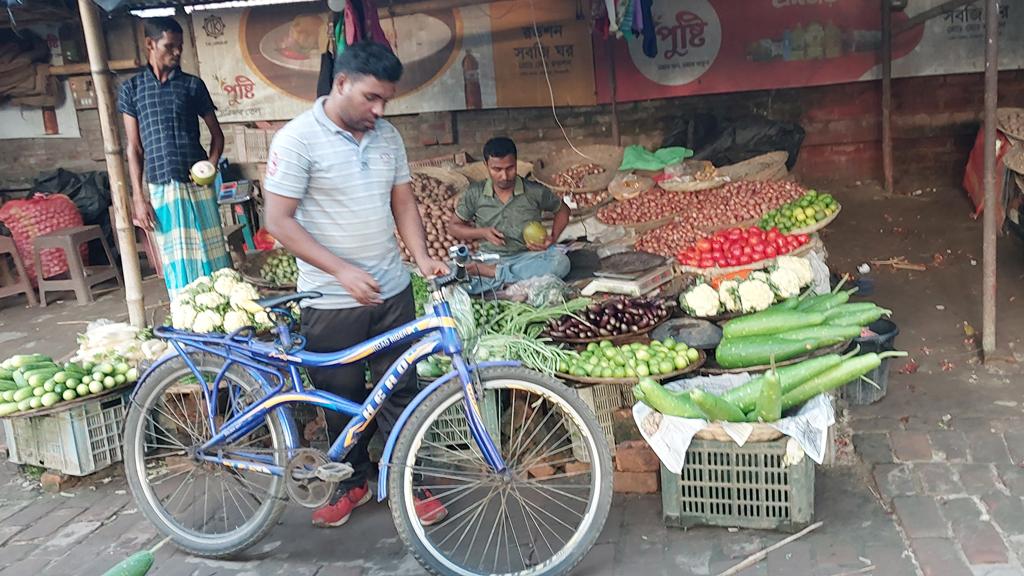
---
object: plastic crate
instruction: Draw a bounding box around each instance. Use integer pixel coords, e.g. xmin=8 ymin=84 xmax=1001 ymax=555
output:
xmin=661 ymin=438 xmax=814 ymax=531
xmin=837 ymin=319 xmax=899 ymax=406
xmin=3 ymin=391 xmax=129 ymax=476
xmin=423 ymin=390 xmax=502 ymax=457
xmin=570 ymin=383 xmax=633 ymax=462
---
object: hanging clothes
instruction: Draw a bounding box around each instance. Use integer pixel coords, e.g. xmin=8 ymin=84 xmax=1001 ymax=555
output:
xmin=631 ymin=0 xmax=642 ymax=39
xmin=344 ymin=0 xmax=393 ymax=51
xmin=640 ymin=0 xmax=657 ymax=58
xmin=619 ymin=0 xmax=634 ymax=39
xmin=604 ymin=0 xmax=618 ymax=32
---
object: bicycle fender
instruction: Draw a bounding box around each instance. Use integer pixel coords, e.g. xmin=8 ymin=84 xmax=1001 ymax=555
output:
xmin=376 ymin=360 xmax=521 ymax=502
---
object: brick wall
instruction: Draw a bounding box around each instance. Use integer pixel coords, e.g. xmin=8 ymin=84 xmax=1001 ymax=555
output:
xmin=3 ymin=69 xmax=1021 ymax=192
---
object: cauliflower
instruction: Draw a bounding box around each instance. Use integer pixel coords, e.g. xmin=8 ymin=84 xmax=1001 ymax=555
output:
xmin=186 ymin=276 xmax=212 ymax=293
xmin=718 ymin=280 xmax=741 ymax=312
xmin=192 ymin=310 xmax=222 ymax=334
xmin=229 ymin=284 xmax=261 ymax=309
xmin=749 ymin=270 xmax=770 ymax=283
xmin=680 ymin=283 xmax=720 ymax=317
xmin=768 ymin=268 xmax=801 ymax=299
xmin=170 ymin=302 xmax=197 ymax=329
xmin=737 ymin=279 xmax=775 ymax=313
xmin=194 ymin=291 xmax=227 ymax=310
xmin=212 ymin=267 xmax=242 ymax=282
xmin=253 ymin=311 xmax=272 ymax=328
xmin=775 ymin=255 xmax=813 ymax=287
xmin=222 ymin=310 xmax=250 ymax=333
xmin=213 ymin=275 xmax=239 ymax=297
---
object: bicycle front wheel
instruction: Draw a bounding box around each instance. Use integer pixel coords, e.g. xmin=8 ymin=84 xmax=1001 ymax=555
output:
xmin=389 ymin=366 xmax=613 ymax=576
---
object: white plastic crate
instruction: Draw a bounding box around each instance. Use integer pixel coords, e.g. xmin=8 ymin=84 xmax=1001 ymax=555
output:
xmin=3 ymin=391 xmax=129 ymax=476
xmin=423 ymin=390 xmax=501 ymax=457
xmin=570 ymin=383 xmax=633 ymax=462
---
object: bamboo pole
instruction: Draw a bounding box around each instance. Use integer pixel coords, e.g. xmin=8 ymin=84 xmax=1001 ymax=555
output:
xmin=881 ymin=0 xmax=893 ymax=195
xmin=981 ymin=0 xmax=999 ymax=357
xmin=77 ymin=0 xmax=146 ymax=328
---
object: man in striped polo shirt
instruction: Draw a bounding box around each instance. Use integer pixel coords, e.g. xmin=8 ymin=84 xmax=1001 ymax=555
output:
xmin=264 ymin=42 xmax=449 ymax=529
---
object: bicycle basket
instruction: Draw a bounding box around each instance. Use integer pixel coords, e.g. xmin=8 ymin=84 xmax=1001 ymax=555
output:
xmin=443 ymin=284 xmax=478 ymax=353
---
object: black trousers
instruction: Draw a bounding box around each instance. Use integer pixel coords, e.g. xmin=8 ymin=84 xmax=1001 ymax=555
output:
xmin=300 ymin=284 xmax=419 ymax=490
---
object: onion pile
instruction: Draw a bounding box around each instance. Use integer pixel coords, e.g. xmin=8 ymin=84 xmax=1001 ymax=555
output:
xmin=553 ymin=163 xmax=605 ymax=189
xmin=635 ymin=181 xmax=806 ymax=257
xmin=596 ymin=186 xmax=696 ymax=225
xmin=543 ymin=297 xmax=671 ymax=340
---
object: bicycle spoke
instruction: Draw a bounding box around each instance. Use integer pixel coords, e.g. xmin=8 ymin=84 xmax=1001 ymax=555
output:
xmin=519 ymin=483 xmax=586 ymax=521
xmin=519 ymin=480 xmax=591 ymax=504
xmin=511 ymin=483 xmax=556 ymax=558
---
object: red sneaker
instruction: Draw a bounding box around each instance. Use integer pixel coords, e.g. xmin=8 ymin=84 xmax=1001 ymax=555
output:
xmin=414 ymin=488 xmax=449 ymax=526
xmin=312 ymin=483 xmax=372 ymax=528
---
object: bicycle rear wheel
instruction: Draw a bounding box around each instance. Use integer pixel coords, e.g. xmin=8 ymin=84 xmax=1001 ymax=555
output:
xmin=389 ymin=366 xmax=613 ymax=576
xmin=123 ymin=353 xmax=289 ymax=558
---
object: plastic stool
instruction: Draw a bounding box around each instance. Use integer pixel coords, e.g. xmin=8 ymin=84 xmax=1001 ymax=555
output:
xmin=0 ymin=235 xmax=37 ymax=306
xmin=33 ymin=225 xmax=123 ymax=306
xmin=108 ymin=206 xmax=163 ymax=279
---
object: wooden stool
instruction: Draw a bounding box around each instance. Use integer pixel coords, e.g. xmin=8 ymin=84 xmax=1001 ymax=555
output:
xmin=0 ymin=235 xmax=37 ymax=306
xmin=33 ymin=225 xmax=123 ymax=306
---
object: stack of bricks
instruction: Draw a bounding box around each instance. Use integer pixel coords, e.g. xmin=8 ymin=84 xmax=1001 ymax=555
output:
xmin=611 ymin=408 xmax=661 ymax=494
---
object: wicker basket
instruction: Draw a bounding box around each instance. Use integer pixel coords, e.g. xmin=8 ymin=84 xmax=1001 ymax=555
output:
xmin=997 ymin=107 xmax=1024 ymax=143
xmin=240 ymin=248 xmax=296 ymax=291
xmin=459 ymin=160 xmax=534 ymax=182
xmin=718 ymin=152 xmax=790 ymax=182
xmin=532 ymin=144 xmax=624 ymax=194
xmin=412 ymin=166 xmax=470 ymax=196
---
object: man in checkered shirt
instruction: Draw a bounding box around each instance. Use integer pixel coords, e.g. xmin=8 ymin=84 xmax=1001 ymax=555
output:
xmin=119 ymin=16 xmax=230 ymax=297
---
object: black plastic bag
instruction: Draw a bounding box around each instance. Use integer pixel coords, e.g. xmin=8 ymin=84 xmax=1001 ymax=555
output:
xmin=661 ymin=114 xmax=805 ymax=170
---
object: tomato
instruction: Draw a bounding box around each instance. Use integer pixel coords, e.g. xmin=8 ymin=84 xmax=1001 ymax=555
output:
xmin=796 ymin=234 xmax=809 ymax=244
xmin=742 ymin=245 xmax=753 ymax=256
xmin=711 ymin=248 xmax=724 ymax=259
xmin=738 ymin=253 xmax=752 ymax=265
xmin=775 ymin=238 xmax=788 ymax=249
xmin=698 ymin=258 xmax=714 ymax=268
xmin=730 ymin=244 xmax=744 ymax=257
xmin=747 ymin=226 xmax=762 ymax=237
xmin=726 ymin=256 xmax=738 ymax=267
xmin=728 ymin=229 xmax=743 ymax=241
xmin=748 ymin=234 xmax=763 ymax=247
xmin=686 ymin=257 xmax=699 ymax=266
xmin=764 ymin=245 xmax=778 ymax=258
xmin=752 ymin=243 xmax=765 ymax=255
xmin=715 ymin=255 xmax=728 ymax=267
xmin=696 ymin=239 xmax=712 ymax=252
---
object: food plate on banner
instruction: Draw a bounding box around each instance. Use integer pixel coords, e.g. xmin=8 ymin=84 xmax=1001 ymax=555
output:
xmin=555 ymin=349 xmax=706 ymax=387
xmin=698 ymin=339 xmax=851 ymax=375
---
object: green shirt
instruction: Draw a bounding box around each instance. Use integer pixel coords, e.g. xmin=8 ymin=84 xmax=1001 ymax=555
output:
xmin=456 ymin=176 xmax=562 ymax=255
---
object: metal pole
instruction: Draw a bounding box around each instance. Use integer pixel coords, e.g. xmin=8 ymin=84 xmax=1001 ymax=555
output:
xmin=881 ymin=0 xmax=894 ymax=194
xmin=77 ymin=0 xmax=146 ymax=327
xmin=981 ymin=0 xmax=999 ymax=357
xmin=606 ymin=37 xmax=621 ymax=146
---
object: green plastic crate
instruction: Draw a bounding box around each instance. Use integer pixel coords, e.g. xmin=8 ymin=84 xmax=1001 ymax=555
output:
xmin=2 ymin=391 xmax=129 ymax=476
xmin=661 ymin=438 xmax=814 ymax=531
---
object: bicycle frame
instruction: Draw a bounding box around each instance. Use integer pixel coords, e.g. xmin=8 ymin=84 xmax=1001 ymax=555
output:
xmin=146 ymin=297 xmax=509 ymax=490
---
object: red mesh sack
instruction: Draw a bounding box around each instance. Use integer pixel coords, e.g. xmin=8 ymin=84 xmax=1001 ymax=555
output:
xmin=0 ymin=193 xmax=85 ymax=284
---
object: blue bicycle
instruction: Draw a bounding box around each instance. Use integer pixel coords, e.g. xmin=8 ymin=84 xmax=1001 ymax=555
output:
xmin=123 ymin=246 xmax=613 ymax=576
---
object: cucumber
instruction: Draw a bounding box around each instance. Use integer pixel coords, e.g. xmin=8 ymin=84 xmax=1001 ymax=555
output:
xmin=635 ymin=378 xmax=705 ymax=419
xmin=0 ymin=402 xmax=19 ymax=417
xmin=2 ymin=390 xmax=14 ymax=402
xmin=32 ymin=386 xmax=46 ymax=398
xmin=755 ymin=370 xmax=782 ymax=423
xmin=821 ymin=302 xmax=882 ymax=320
xmin=715 ymin=335 xmax=850 ymax=369
xmin=782 ymin=351 xmax=907 ymax=409
xmin=13 ymin=387 xmax=34 ymax=402
xmin=29 ymin=397 xmax=42 ymax=409
xmin=721 ymin=351 xmax=856 ymax=412
xmin=777 ymin=296 xmax=802 ymax=310
xmin=4 ymin=354 xmax=53 ymax=369
xmin=690 ymin=389 xmax=746 ymax=422
xmin=0 ymin=379 xmax=17 ymax=391
xmin=41 ymin=392 xmax=60 ymax=407
xmin=17 ymin=398 xmax=32 ymax=411
xmin=774 ymin=324 xmax=862 ymax=342
xmin=101 ymin=550 xmax=154 ymax=576
xmin=62 ymin=389 xmax=77 ymax=401
xmin=801 ymin=288 xmax=858 ymax=313
xmin=27 ymin=371 xmax=60 ymax=387
xmin=0 ymin=368 xmax=13 ymax=380
xmin=18 ymin=362 xmax=60 ymax=373
xmin=722 ymin=310 xmax=826 ymax=339
xmin=825 ymin=307 xmax=891 ymax=327
xmin=12 ymin=371 xmax=26 ymax=387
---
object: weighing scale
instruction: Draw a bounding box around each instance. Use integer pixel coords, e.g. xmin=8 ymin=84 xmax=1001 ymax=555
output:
xmin=582 ymin=251 xmax=674 ymax=297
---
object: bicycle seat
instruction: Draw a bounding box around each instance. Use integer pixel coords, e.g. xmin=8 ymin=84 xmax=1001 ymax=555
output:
xmin=256 ymin=291 xmax=323 ymax=309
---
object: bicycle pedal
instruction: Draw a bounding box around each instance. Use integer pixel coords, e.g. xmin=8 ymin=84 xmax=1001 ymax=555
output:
xmin=316 ymin=462 xmax=354 ymax=482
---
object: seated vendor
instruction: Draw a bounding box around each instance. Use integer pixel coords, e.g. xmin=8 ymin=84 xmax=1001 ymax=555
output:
xmin=449 ymin=137 xmax=571 ymax=294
